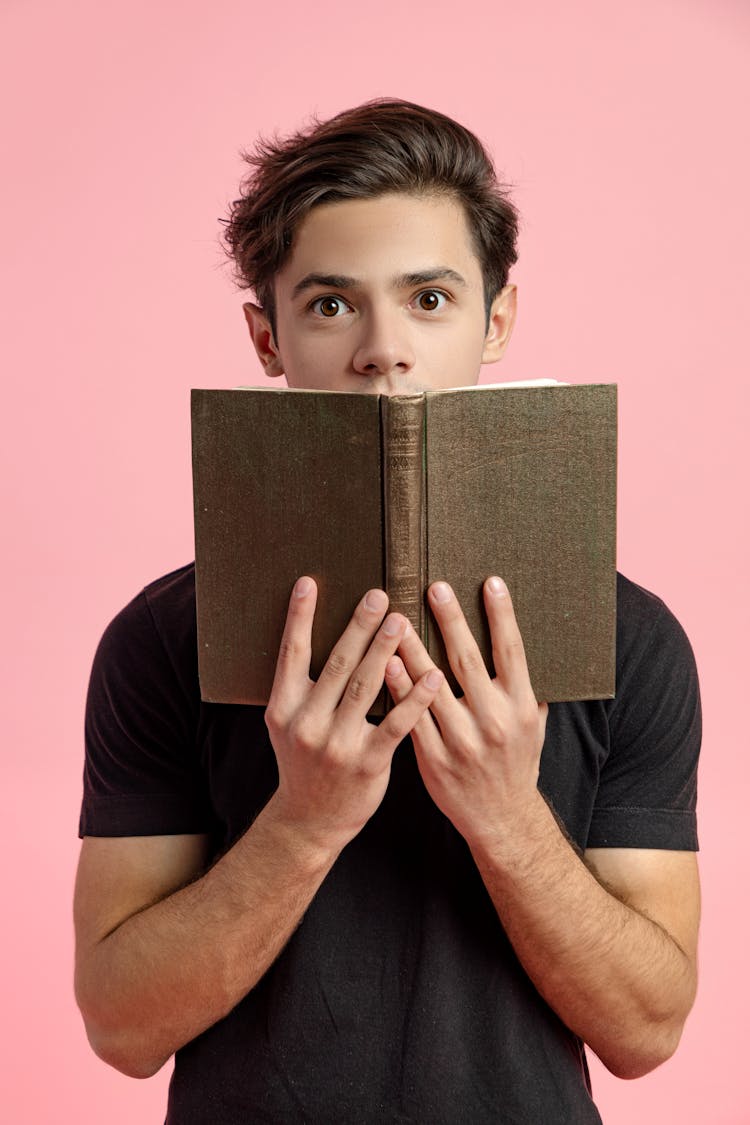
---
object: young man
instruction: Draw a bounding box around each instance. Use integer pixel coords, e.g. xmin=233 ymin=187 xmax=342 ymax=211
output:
xmin=74 ymin=100 xmax=701 ymax=1124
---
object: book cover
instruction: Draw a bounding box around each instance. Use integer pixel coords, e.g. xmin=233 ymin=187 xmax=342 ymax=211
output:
xmin=192 ymin=382 xmax=617 ymax=710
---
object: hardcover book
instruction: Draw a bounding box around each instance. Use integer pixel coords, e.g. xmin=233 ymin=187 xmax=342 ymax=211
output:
xmin=192 ymin=382 xmax=617 ymax=711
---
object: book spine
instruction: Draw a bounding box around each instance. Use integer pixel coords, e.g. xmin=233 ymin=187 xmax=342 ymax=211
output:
xmin=381 ymin=395 xmax=426 ymax=636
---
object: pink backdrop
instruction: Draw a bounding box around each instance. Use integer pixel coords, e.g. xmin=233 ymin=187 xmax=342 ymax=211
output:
xmin=3 ymin=0 xmax=748 ymax=1120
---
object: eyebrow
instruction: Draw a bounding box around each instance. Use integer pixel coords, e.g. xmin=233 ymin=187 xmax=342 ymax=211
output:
xmin=291 ymin=268 xmax=469 ymax=300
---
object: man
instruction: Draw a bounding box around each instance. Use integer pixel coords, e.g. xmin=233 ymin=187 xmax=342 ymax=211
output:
xmin=74 ymin=99 xmax=701 ymax=1124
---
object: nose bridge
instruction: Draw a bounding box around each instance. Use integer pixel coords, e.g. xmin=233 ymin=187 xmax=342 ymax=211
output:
xmin=353 ymin=296 xmax=414 ymax=373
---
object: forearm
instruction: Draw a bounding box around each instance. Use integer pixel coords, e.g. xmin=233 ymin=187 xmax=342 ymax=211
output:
xmin=75 ymin=796 xmax=338 ymax=1078
xmin=468 ymin=791 xmax=697 ymax=1079
xmin=76 ymin=586 xmax=442 ymax=1080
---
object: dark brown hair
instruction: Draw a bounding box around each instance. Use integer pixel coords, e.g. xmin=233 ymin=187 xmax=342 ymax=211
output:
xmin=221 ymin=98 xmax=519 ymax=331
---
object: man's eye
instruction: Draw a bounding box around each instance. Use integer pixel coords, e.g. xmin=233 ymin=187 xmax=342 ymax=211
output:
xmin=311 ymin=296 xmax=349 ymax=318
xmin=415 ymin=290 xmax=447 ymax=312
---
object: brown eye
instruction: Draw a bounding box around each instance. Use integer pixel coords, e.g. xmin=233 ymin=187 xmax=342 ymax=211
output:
xmin=312 ymin=296 xmax=346 ymax=317
xmin=417 ymin=290 xmax=446 ymax=312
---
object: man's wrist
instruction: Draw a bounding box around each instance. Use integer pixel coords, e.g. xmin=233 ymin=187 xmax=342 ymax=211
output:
xmin=255 ymin=793 xmax=347 ymax=874
xmin=464 ymin=788 xmax=564 ymax=877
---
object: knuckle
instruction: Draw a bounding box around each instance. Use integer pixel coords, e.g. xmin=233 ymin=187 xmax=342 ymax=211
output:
xmin=482 ymin=718 xmax=507 ymax=747
xmin=345 ymin=672 xmax=370 ymax=703
xmin=277 ymin=636 xmax=302 ymax=665
xmin=356 ymin=750 xmax=386 ymax=780
xmin=288 ymin=717 xmax=319 ymax=753
xmin=454 ymin=646 xmax=485 ymax=677
xmin=492 ymin=637 xmax=526 ymax=669
xmin=519 ymin=706 xmax=541 ymax=734
xmin=324 ymin=735 xmax=346 ymax=764
xmin=414 ymin=677 xmax=437 ymax=704
xmin=322 ymin=650 xmax=350 ymax=680
xmin=451 ymin=736 xmax=475 ymax=763
xmin=378 ymin=712 xmax=407 ymax=742
xmin=264 ymin=703 xmax=282 ymax=734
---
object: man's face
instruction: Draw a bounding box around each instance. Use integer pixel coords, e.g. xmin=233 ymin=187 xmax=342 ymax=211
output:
xmin=244 ymin=192 xmax=516 ymax=394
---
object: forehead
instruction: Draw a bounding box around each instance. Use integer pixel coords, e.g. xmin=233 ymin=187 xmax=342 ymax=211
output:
xmin=277 ymin=192 xmax=483 ymax=287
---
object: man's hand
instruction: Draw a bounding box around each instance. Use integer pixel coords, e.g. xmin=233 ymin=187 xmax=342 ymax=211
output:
xmin=385 ymin=575 xmax=547 ymax=847
xmin=265 ymin=576 xmax=444 ymax=855
xmin=387 ymin=576 xmax=699 ymax=1078
xmin=75 ymin=575 xmax=443 ymax=1078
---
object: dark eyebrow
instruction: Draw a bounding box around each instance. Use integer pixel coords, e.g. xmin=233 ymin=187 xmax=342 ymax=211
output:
xmin=393 ymin=269 xmax=468 ymax=289
xmin=291 ymin=268 xmax=469 ymax=301
xmin=291 ymin=274 xmax=358 ymax=299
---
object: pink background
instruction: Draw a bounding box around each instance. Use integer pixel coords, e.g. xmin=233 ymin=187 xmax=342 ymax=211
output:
xmin=2 ymin=0 xmax=748 ymax=1121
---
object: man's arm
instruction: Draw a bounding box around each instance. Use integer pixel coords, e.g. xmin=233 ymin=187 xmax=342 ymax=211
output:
xmin=74 ymin=811 xmax=341 ymax=1079
xmin=74 ymin=580 xmax=443 ymax=1079
xmin=467 ymin=808 xmax=699 ymax=1078
xmin=390 ymin=576 xmax=700 ymax=1079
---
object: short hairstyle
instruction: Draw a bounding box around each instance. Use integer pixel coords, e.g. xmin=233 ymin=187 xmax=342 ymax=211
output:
xmin=221 ymin=98 xmax=520 ymax=331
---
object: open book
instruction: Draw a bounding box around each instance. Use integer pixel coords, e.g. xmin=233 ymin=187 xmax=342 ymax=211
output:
xmin=192 ymin=381 xmax=617 ymax=711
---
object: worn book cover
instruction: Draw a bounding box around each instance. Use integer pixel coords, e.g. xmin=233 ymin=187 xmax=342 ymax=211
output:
xmin=192 ymin=382 xmax=617 ymax=710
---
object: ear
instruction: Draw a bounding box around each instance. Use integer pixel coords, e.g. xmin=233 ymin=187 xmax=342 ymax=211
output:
xmin=481 ymin=284 xmax=517 ymax=365
xmin=242 ymin=302 xmax=285 ymax=377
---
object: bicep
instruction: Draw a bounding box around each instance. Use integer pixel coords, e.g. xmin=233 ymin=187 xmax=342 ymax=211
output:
xmin=583 ymin=847 xmax=701 ymax=962
xmin=74 ymin=833 xmax=212 ymax=958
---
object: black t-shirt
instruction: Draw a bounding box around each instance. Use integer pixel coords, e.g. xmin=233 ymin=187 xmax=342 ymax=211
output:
xmin=80 ymin=565 xmax=700 ymax=1125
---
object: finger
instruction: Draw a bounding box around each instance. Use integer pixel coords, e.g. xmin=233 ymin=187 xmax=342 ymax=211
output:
xmin=309 ymin=587 xmax=390 ymax=713
xmin=268 ymin=576 xmax=318 ymax=714
xmin=383 ymin=655 xmax=411 ymax=704
xmin=483 ymin=576 xmax=535 ymax=700
xmin=373 ymin=665 xmax=445 ymax=753
xmin=332 ymin=611 xmax=411 ymax=722
xmin=384 ymin=655 xmax=442 ymax=742
xmin=426 ymin=581 xmax=493 ymax=709
xmin=396 ymin=621 xmax=462 ymax=729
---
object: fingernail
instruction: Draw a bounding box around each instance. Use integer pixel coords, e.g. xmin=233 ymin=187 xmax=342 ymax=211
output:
xmin=382 ymin=614 xmax=401 ymax=636
xmin=426 ymin=669 xmax=444 ymax=690
xmin=294 ymin=577 xmax=312 ymax=597
xmin=487 ymin=576 xmax=507 ymax=597
xmin=365 ymin=589 xmax=388 ymax=613
xmin=386 ymin=656 xmax=402 ymax=677
xmin=431 ymin=582 xmax=452 ymax=604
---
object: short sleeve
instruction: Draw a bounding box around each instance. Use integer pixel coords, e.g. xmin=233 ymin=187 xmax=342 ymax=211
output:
xmin=80 ymin=576 xmax=213 ymax=837
xmin=587 ymin=579 xmax=701 ymax=850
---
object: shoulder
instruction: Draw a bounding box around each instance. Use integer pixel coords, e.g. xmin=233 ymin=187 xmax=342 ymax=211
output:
xmin=614 ymin=571 xmax=698 ymax=692
xmin=616 ymin=570 xmax=688 ymax=637
xmin=92 ymin=562 xmax=198 ymax=706
xmin=609 ymin=572 xmax=701 ymax=779
xmin=140 ymin=561 xmax=197 ymax=649
xmin=99 ymin=561 xmax=196 ymax=643
xmin=82 ymin=563 xmax=212 ymax=838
